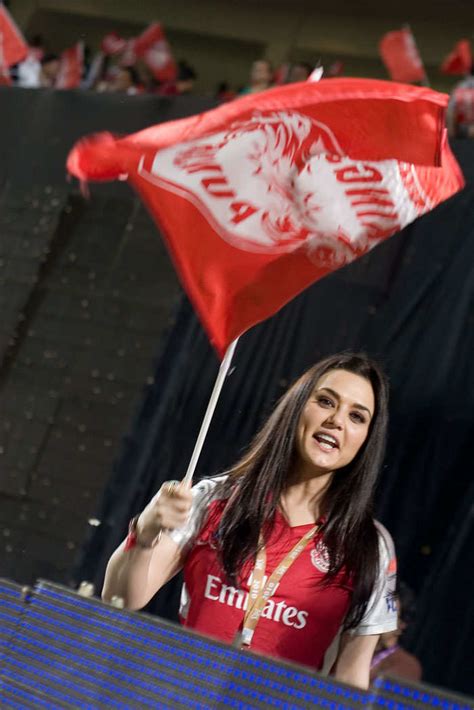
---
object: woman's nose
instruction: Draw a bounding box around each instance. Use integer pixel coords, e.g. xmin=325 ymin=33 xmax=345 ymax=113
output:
xmin=325 ymin=410 xmax=343 ymax=429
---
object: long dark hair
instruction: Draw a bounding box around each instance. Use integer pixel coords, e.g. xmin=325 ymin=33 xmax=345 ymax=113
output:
xmin=212 ymin=352 xmax=389 ymax=629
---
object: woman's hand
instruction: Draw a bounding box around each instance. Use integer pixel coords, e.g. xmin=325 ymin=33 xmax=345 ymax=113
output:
xmin=136 ymin=480 xmax=193 ymax=546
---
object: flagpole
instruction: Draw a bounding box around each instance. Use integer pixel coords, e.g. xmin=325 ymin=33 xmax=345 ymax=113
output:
xmin=182 ymin=337 xmax=239 ymax=486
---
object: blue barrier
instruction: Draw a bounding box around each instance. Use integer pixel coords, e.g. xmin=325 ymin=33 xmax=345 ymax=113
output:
xmin=0 ymin=580 xmax=471 ymax=710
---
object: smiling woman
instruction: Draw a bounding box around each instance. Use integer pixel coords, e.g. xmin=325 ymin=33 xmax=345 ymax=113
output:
xmin=102 ymin=353 xmax=397 ymax=689
xmin=296 ymin=369 xmax=375 ymax=476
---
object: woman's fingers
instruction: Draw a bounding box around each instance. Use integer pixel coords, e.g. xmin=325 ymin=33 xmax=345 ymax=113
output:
xmin=142 ymin=479 xmax=193 ymax=532
xmin=160 ymin=480 xmax=192 ymax=502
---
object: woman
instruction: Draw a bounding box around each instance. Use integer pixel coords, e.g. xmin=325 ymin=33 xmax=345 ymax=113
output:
xmin=103 ymin=353 xmax=397 ymax=688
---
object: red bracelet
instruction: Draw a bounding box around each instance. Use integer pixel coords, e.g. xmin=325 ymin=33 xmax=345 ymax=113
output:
xmin=125 ymin=515 xmax=161 ymax=551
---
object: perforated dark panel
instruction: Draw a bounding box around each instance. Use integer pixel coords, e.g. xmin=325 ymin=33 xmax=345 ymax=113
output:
xmin=1 ymin=580 xmax=472 ymax=710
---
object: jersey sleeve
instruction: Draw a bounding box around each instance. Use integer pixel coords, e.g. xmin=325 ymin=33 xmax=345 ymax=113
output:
xmin=167 ymin=477 xmax=220 ymax=552
xmin=351 ymin=521 xmax=398 ymax=636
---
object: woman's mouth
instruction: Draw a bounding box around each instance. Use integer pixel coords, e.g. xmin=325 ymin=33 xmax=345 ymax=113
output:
xmin=313 ymin=432 xmax=339 ymax=452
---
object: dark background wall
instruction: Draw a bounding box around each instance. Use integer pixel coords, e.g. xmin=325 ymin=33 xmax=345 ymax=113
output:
xmin=0 ymin=87 xmax=215 ymax=583
xmin=0 ymin=86 xmax=473 ymax=696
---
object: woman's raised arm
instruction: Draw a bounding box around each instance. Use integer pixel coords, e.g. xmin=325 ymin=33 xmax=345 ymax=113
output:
xmin=102 ymin=481 xmax=193 ymax=610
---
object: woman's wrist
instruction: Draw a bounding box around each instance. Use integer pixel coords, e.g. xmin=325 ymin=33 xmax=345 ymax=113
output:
xmin=125 ymin=514 xmax=162 ymax=551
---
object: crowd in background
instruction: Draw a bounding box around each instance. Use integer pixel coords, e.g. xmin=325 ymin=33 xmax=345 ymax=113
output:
xmin=7 ymin=33 xmax=325 ymax=100
xmin=7 ymin=33 xmax=199 ymax=95
xmin=4 ymin=28 xmax=473 ymax=140
xmin=0 ymin=0 xmax=470 ymax=142
xmin=447 ymin=69 xmax=474 ymax=139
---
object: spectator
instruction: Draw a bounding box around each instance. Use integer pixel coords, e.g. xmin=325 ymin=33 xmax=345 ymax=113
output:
xmin=107 ymin=66 xmax=141 ymax=95
xmin=446 ymin=63 xmax=474 ymax=139
xmin=176 ymin=59 xmax=197 ymax=94
xmin=370 ymin=582 xmax=422 ymax=682
xmin=15 ymin=35 xmax=45 ymax=88
xmin=240 ymin=58 xmax=273 ymax=95
xmin=40 ymin=53 xmax=60 ymax=88
xmin=288 ymin=61 xmax=313 ymax=83
xmin=326 ymin=60 xmax=344 ymax=77
xmin=215 ymin=81 xmax=236 ymax=103
xmin=159 ymin=60 xmax=197 ymax=96
xmin=28 ymin=34 xmax=45 ymax=62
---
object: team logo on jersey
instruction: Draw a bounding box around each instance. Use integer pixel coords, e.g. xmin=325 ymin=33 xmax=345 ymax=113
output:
xmin=310 ymin=540 xmax=330 ymax=573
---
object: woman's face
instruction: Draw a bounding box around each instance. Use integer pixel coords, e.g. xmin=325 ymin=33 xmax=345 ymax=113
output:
xmin=295 ymin=368 xmax=375 ymax=475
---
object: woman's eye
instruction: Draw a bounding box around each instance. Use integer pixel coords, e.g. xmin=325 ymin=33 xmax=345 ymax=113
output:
xmin=317 ymin=396 xmax=333 ymax=407
xmin=350 ymin=411 xmax=365 ymax=424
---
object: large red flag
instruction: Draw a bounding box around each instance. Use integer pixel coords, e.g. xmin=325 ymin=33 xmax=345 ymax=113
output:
xmin=441 ymin=40 xmax=472 ymax=76
xmin=379 ymin=28 xmax=426 ymax=83
xmin=56 ymin=42 xmax=83 ymax=89
xmin=133 ymin=22 xmax=176 ymax=83
xmin=67 ymin=78 xmax=463 ymax=356
xmin=0 ymin=4 xmax=28 ymax=68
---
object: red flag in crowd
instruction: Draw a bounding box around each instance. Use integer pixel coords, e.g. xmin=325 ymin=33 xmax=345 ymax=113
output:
xmin=67 ymin=78 xmax=463 ymax=356
xmin=101 ymin=32 xmax=128 ymax=56
xmin=379 ymin=28 xmax=426 ymax=83
xmin=0 ymin=3 xmax=28 ymax=68
xmin=441 ymin=40 xmax=472 ymax=76
xmin=56 ymin=42 xmax=84 ymax=89
xmin=133 ymin=22 xmax=176 ymax=82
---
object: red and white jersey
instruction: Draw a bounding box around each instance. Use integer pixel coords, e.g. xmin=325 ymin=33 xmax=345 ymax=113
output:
xmin=169 ymin=477 xmax=397 ymax=672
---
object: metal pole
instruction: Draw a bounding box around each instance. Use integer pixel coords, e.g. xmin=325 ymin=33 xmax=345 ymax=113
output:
xmin=183 ymin=338 xmax=239 ymax=486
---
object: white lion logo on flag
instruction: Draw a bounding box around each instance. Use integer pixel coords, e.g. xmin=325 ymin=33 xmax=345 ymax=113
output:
xmin=138 ymin=110 xmax=428 ymax=267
